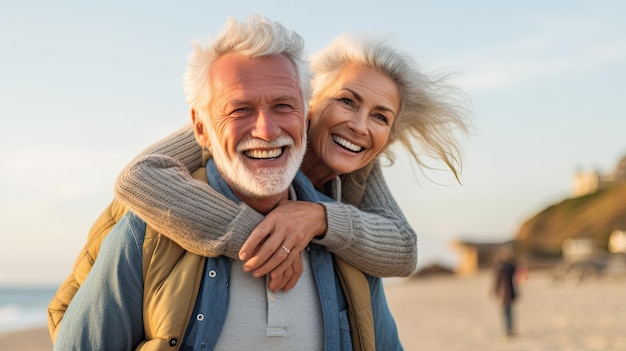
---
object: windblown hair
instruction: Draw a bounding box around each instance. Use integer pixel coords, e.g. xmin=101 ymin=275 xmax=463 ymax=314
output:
xmin=183 ymin=13 xmax=312 ymax=114
xmin=310 ymin=34 xmax=472 ymax=181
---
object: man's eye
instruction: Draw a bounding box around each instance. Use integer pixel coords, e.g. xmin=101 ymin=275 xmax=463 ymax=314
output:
xmin=275 ymin=103 xmax=293 ymax=110
xmin=230 ymin=107 xmax=251 ymax=115
xmin=338 ymin=97 xmax=354 ymax=107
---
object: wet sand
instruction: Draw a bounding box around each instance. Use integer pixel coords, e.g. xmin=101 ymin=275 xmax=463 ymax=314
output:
xmin=3 ymin=270 xmax=625 ymax=350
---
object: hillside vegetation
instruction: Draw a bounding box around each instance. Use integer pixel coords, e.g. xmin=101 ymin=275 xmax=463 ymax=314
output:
xmin=516 ymin=182 xmax=626 ymax=256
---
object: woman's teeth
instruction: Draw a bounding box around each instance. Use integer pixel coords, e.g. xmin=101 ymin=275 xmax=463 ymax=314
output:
xmin=332 ymin=135 xmax=363 ymax=152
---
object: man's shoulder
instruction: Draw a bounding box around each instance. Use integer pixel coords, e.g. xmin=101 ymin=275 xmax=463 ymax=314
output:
xmin=118 ymin=211 xmax=147 ymax=232
xmin=103 ymin=211 xmax=147 ymax=251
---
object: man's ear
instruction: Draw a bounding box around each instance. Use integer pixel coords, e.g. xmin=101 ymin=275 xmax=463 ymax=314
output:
xmin=191 ymin=108 xmax=210 ymax=148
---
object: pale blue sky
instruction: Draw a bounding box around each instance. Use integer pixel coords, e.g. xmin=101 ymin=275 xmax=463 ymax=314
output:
xmin=1 ymin=1 xmax=625 ymax=286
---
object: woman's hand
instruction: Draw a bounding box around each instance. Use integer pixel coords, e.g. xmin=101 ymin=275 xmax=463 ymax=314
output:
xmin=239 ymin=200 xmax=327 ymax=291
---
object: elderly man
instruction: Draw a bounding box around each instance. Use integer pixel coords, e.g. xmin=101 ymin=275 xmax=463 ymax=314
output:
xmin=54 ymin=14 xmax=342 ymax=350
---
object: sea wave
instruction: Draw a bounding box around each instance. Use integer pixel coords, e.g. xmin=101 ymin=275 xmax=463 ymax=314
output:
xmin=0 ymin=288 xmax=55 ymax=335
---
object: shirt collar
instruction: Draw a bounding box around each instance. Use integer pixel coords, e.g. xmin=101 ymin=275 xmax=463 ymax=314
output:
xmin=206 ymin=158 xmax=241 ymax=204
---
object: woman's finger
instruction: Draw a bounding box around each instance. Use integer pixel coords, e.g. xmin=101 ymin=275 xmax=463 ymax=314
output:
xmin=239 ymin=217 xmax=275 ymax=260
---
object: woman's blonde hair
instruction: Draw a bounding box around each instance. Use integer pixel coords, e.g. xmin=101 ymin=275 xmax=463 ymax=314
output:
xmin=310 ymin=34 xmax=472 ymax=181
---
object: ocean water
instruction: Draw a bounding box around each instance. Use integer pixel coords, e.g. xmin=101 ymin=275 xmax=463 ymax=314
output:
xmin=0 ymin=287 xmax=56 ymax=335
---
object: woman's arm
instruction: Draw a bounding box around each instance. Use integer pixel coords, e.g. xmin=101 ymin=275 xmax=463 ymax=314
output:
xmin=240 ymin=161 xmax=417 ymax=278
xmin=114 ymin=124 xmax=264 ymax=259
xmin=314 ymin=162 xmax=418 ymax=277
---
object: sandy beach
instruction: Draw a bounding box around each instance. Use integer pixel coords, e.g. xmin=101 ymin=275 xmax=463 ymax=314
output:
xmin=0 ymin=327 xmax=52 ymax=350
xmin=3 ymin=270 xmax=625 ymax=351
xmin=386 ymin=270 xmax=626 ymax=351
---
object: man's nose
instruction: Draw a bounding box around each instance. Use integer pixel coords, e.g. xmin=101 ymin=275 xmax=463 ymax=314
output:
xmin=251 ymin=109 xmax=281 ymax=141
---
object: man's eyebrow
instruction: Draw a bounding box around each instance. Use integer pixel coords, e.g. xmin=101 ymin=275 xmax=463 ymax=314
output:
xmin=274 ymin=95 xmax=300 ymax=102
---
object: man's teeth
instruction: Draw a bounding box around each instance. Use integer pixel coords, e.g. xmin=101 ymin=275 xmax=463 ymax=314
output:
xmin=244 ymin=148 xmax=283 ymax=159
xmin=332 ymin=135 xmax=363 ymax=152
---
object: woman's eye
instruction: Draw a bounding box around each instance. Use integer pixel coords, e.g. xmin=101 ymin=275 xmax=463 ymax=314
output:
xmin=373 ymin=114 xmax=389 ymax=124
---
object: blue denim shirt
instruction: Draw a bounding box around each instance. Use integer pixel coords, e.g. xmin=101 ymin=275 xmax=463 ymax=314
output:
xmin=54 ymin=160 xmax=402 ymax=350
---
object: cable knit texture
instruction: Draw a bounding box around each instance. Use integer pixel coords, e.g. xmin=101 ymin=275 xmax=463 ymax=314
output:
xmin=114 ymin=123 xmax=418 ymax=277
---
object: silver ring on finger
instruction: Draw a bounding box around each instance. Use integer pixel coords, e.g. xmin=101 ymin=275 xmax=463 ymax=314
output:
xmin=281 ymin=245 xmax=291 ymax=255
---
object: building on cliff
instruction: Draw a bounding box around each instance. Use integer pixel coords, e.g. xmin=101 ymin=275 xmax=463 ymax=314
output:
xmin=572 ymin=154 xmax=626 ymax=197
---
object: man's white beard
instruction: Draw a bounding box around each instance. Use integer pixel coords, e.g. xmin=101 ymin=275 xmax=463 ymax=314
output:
xmin=208 ymin=131 xmax=305 ymax=198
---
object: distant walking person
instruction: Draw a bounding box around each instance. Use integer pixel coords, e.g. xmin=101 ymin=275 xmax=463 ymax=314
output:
xmin=493 ymin=246 xmax=520 ymax=336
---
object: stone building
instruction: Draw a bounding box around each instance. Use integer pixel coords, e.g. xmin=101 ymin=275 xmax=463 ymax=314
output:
xmin=451 ymin=239 xmax=514 ymax=276
xmin=572 ymin=154 xmax=626 ymax=197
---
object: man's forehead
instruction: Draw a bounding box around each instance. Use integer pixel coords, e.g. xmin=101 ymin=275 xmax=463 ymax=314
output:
xmin=209 ymin=54 xmax=302 ymax=104
xmin=210 ymin=54 xmax=299 ymax=85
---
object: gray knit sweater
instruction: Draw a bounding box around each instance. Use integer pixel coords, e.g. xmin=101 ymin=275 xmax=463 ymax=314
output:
xmin=114 ymin=124 xmax=417 ymax=277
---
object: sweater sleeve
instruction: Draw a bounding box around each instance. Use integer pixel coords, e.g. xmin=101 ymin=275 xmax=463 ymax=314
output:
xmin=314 ymin=162 xmax=418 ymax=277
xmin=114 ymin=123 xmax=264 ymax=259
